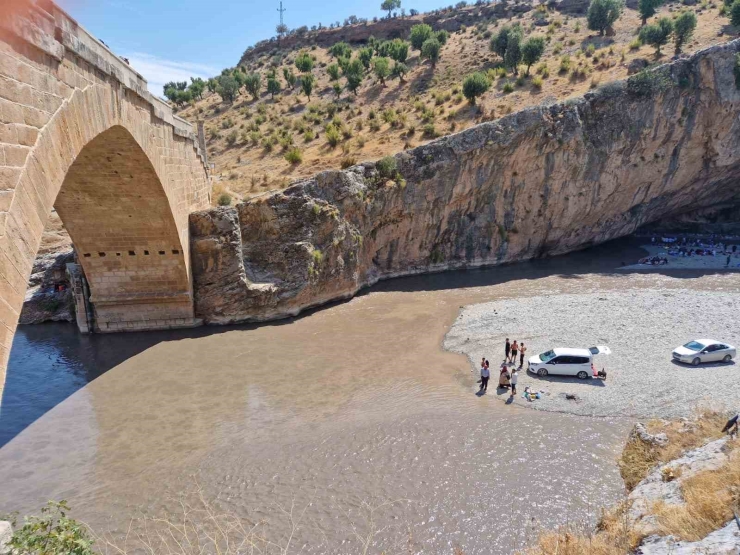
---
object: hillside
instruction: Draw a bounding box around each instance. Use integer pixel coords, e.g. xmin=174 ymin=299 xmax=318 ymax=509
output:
xmin=176 ymin=0 xmax=737 ymax=205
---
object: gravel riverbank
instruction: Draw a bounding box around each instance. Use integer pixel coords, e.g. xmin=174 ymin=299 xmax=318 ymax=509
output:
xmin=443 ymin=289 xmax=740 ymax=418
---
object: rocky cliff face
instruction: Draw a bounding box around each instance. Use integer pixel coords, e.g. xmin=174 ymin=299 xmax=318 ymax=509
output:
xmin=191 ymin=40 xmax=740 ymax=325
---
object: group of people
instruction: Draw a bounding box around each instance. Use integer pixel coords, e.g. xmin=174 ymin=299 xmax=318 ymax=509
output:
xmin=477 ymin=338 xmax=527 ymax=397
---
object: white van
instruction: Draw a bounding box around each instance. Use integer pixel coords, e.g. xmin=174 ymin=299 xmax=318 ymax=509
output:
xmin=527 ymin=346 xmax=611 ymax=379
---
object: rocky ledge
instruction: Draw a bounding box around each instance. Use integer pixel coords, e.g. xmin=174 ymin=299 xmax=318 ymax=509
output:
xmin=191 ymin=40 xmax=740 ymax=325
xmin=19 ymin=250 xmax=74 ymax=325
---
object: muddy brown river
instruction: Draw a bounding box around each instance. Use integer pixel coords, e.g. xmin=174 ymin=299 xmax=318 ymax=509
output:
xmin=1 ymin=239 xmax=735 ymax=554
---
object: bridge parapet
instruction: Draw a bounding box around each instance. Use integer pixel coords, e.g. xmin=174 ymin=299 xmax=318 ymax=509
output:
xmin=0 ymin=0 xmax=208 ymax=172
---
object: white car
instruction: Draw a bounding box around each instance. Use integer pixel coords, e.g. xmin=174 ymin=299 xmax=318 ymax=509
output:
xmin=527 ymin=346 xmax=611 ymax=380
xmin=672 ymin=339 xmax=736 ymax=366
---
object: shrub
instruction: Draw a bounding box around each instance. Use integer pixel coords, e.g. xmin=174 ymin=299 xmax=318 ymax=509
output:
xmin=536 ymin=62 xmax=550 ymax=77
xmin=340 ymin=156 xmax=357 ymax=169
xmin=462 ymin=72 xmax=491 ymax=103
xmin=553 ymin=41 xmax=563 ymax=54
xmin=284 ymin=147 xmax=303 ymax=164
xmin=629 ymin=37 xmax=642 ymax=50
xmin=218 ymin=193 xmax=232 ymax=206
xmin=300 ymin=74 xmax=316 ymax=99
xmin=559 ymin=54 xmax=572 ymax=73
xmin=502 ymin=81 xmax=514 ymax=93
xmin=421 ymin=37 xmax=442 ymax=66
xmin=303 ymin=128 xmax=315 ymax=142
xmin=375 ymin=155 xmax=398 ymax=179
xmin=329 ymin=42 xmax=353 ymax=59
xmin=639 ymin=17 xmax=673 ymax=55
xmin=2 ymin=501 xmax=95 ymax=555
xmin=521 ymin=36 xmax=546 ymax=75
xmin=267 ymin=76 xmax=281 ymax=98
xmin=627 ymin=68 xmax=668 ymax=96
xmin=410 ymin=23 xmax=434 ymax=49
xmin=587 ymin=0 xmax=624 ymax=36
xmin=532 ymin=75 xmax=544 ymax=89
xmin=673 ymin=11 xmax=697 ymax=53
xmin=435 ymin=29 xmax=450 ymax=45
xmin=423 ymin=122 xmax=438 ymax=137
xmin=373 ymin=56 xmax=391 ymax=84
xmin=585 ymin=43 xmax=596 ymax=57
xmin=325 ymin=124 xmax=341 ymax=147
xmin=226 ymin=130 xmax=238 ymax=146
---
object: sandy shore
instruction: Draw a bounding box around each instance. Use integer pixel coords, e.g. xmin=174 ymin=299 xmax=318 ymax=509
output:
xmin=443 ymin=289 xmax=740 ymax=418
xmin=621 ymin=244 xmax=740 ymax=270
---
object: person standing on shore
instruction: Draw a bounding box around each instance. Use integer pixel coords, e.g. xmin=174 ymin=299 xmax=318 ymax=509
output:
xmin=505 ymin=338 xmax=511 ymax=363
xmin=510 ymin=340 xmax=518 ymax=364
xmin=480 ymin=360 xmax=490 ymax=393
xmin=510 ymin=368 xmax=519 ymax=396
xmin=519 ymin=343 xmax=527 ymax=368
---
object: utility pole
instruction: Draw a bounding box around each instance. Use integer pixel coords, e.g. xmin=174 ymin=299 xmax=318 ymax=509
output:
xmin=277 ymin=1 xmax=286 ymax=28
xmin=276 ymin=1 xmax=286 ymax=45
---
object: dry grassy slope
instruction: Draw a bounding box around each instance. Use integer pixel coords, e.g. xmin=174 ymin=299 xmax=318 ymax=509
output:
xmin=178 ymin=0 xmax=735 ymax=205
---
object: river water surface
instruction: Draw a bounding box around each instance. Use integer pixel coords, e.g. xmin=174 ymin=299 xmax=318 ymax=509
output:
xmin=1 ymin=240 xmax=735 ymax=554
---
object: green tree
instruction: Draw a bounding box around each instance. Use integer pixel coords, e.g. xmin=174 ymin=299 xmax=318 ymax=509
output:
xmin=391 ymin=61 xmax=408 ymax=81
xmin=587 ymin=0 xmax=624 ymax=36
xmin=373 ymin=56 xmax=391 ymax=84
xmin=327 ymin=63 xmax=341 ymax=80
xmin=188 ymin=77 xmax=205 ymax=100
xmin=333 ymin=82 xmax=343 ymax=98
xmin=295 ymin=51 xmax=314 ymax=73
xmin=344 ymin=58 xmax=365 ymax=95
xmin=639 ymin=16 xmax=673 ymax=55
xmin=489 ymin=24 xmax=519 ymax=59
xmin=435 ymin=29 xmax=450 ymax=46
xmin=387 ymin=38 xmax=409 ymax=62
xmin=732 ymin=0 xmax=740 ymax=26
xmin=421 ymin=37 xmax=441 ymax=67
xmin=410 ymin=23 xmax=433 ymax=50
xmin=216 ymin=74 xmax=239 ymax=102
xmin=163 ymin=81 xmax=187 ymax=103
xmin=521 ymin=36 xmax=546 ymax=75
xmin=276 ymin=23 xmax=289 ymax=43
xmin=329 ymin=42 xmax=353 ymax=59
xmin=358 ymin=47 xmax=374 ymax=69
xmin=381 ymin=0 xmax=401 ymax=18
xmin=206 ymin=77 xmax=217 ymax=93
xmin=673 ymin=11 xmax=696 ymax=53
xmin=283 ymin=67 xmax=297 ymax=88
xmin=638 ymin=0 xmax=661 ymax=25
xmin=504 ymin=29 xmax=523 ymax=74
xmin=462 ymin=72 xmax=491 ymax=104
xmin=267 ymin=76 xmax=281 ymax=98
xmin=301 ymin=73 xmax=316 ymax=99
xmin=244 ymin=72 xmax=262 ymax=100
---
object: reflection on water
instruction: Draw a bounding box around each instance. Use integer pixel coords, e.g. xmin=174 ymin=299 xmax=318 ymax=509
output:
xmin=0 ymin=237 xmax=734 ymax=554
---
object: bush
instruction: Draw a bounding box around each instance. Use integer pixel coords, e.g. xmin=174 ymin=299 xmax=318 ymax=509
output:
xmin=629 ymin=37 xmax=642 ymax=50
xmin=340 ymin=156 xmax=357 ymax=169
xmin=536 ymin=62 xmax=550 ymax=77
xmin=627 ymin=68 xmax=668 ymax=96
xmin=559 ymin=54 xmax=572 ymax=73
xmin=373 ymin=56 xmax=391 ymax=84
xmin=3 ymin=501 xmax=95 ymax=555
xmin=502 ymin=81 xmax=514 ymax=93
xmin=375 ymin=155 xmax=398 ymax=179
xmin=218 ymin=193 xmax=232 ymax=206
xmin=303 ymin=129 xmax=315 ymax=142
xmin=329 ymin=42 xmax=352 ymax=59
xmin=284 ymin=147 xmax=303 ymax=164
xmin=244 ymin=73 xmax=261 ymax=100
xmin=532 ymin=75 xmax=544 ymax=89
xmin=325 ymin=124 xmax=341 ymax=147
xmin=226 ymin=130 xmax=238 ymax=146
xmin=300 ymin=74 xmax=316 ymax=99
xmin=295 ymin=51 xmax=314 ymax=73
xmin=410 ymin=23 xmax=434 ymax=49
xmin=435 ymin=29 xmax=450 ymax=45
xmin=327 ymin=63 xmax=340 ymax=80
xmin=585 ymin=43 xmax=596 ymax=57
xmin=462 ymin=72 xmax=491 ymax=103
xmin=423 ymin=122 xmax=439 ymax=137
xmin=587 ymin=0 xmax=624 ymax=36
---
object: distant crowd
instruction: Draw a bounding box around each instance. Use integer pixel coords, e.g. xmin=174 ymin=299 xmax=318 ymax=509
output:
xmin=637 ymin=234 xmax=740 ymax=267
xmin=477 ymin=338 xmax=526 ymax=397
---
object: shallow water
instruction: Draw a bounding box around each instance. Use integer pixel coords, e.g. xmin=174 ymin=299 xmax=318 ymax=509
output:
xmin=0 ymin=239 xmax=734 ymax=554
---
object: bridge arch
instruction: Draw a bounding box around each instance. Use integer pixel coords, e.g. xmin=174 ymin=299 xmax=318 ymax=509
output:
xmin=0 ymin=1 xmax=211 ymax=393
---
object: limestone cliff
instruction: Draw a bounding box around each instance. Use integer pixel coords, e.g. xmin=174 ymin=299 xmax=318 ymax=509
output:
xmin=191 ymin=40 xmax=740 ymax=325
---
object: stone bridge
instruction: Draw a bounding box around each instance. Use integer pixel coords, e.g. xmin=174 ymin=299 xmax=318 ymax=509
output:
xmin=0 ymin=1 xmax=211 ymax=392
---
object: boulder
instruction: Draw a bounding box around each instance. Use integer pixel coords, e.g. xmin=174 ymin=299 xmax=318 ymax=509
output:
xmin=628 ymin=58 xmax=650 ymax=74
xmin=637 ymin=520 xmax=740 ymax=554
xmin=630 ymin=422 xmax=669 ymax=447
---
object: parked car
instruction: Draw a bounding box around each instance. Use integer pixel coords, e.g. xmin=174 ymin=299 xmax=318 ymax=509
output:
xmin=527 ymin=346 xmax=611 ymax=379
xmin=672 ymin=339 xmax=736 ymax=366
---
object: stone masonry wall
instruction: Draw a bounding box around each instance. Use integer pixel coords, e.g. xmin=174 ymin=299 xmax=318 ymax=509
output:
xmin=0 ymin=0 xmax=211 ymax=394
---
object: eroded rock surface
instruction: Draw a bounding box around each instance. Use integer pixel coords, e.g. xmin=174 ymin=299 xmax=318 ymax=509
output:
xmin=19 ymin=250 xmax=74 ymax=325
xmin=637 ymin=521 xmax=740 ymax=554
xmin=191 ymin=40 xmax=740 ymax=325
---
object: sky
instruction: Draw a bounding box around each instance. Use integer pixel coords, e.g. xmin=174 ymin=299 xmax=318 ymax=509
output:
xmin=59 ymin=0 xmax=446 ymax=97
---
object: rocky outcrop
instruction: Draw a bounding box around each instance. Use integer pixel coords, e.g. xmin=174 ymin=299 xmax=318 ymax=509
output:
xmin=638 ymin=521 xmax=740 ymax=554
xmin=19 ymin=250 xmax=74 ymax=325
xmin=192 ymin=40 xmax=740 ymax=325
